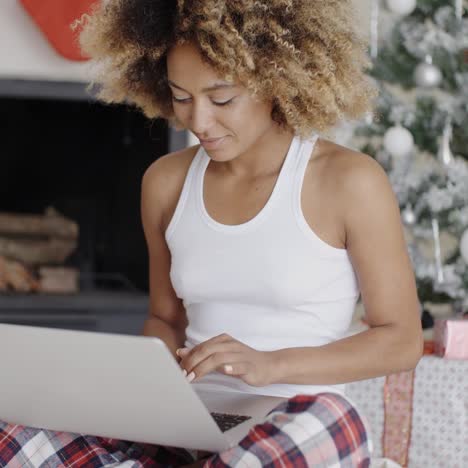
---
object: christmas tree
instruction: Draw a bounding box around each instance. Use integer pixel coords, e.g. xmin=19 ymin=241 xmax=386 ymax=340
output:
xmin=352 ymin=0 xmax=468 ymax=311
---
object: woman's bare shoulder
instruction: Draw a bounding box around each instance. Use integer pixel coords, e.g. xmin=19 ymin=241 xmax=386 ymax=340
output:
xmin=311 ymin=137 xmax=391 ymax=223
xmin=144 ymin=144 xmax=200 ymax=183
xmin=313 ymin=138 xmax=387 ymax=196
xmin=314 ymin=138 xmax=380 ymax=175
xmin=142 ymin=144 xmax=201 ymax=231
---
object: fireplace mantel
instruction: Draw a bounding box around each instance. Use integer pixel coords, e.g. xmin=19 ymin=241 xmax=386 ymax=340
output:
xmin=0 ymin=78 xmax=91 ymax=101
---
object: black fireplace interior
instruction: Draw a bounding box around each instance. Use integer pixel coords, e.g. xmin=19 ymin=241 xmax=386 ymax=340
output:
xmin=1 ymin=97 xmax=169 ymax=294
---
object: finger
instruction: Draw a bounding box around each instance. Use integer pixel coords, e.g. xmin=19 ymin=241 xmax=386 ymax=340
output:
xmin=181 ymin=341 xmax=241 ymax=374
xmin=186 ymin=352 xmax=242 ymax=382
xmin=178 ymin=334 xmax=234 ymax=365
xmin=176 ymin=347 xmax=190 ymax=358
xmin=203 ymin=333 xmax=234 ymax=345
xmin=175 ymin=347 xmax=190 ymax=366
xmin=181 ymin=342 xmax=237 ymax=375
xmin=178 ymin=334 xmax=233 ymax=359
xmin=222 ymin=361 xmax=250 ymax=377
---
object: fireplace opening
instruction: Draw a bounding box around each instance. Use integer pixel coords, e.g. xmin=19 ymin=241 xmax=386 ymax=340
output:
xmin=1 ymin=97 xmax=169 ymax=294
xmin=1 ymin=96 xmax=168 ymax=315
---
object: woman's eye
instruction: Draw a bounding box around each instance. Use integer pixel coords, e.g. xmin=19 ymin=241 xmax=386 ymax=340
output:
xmin=212 ymin=99 xmax=234 ymax=106
xmin=171 ymin=97 xmax=234 ymax=107
xmin=172 ymin=97 xmax=190 ymax=103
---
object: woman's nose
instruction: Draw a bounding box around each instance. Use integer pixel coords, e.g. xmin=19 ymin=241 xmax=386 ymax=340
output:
xmin=189 ymin=102 xmax=215 ymax=135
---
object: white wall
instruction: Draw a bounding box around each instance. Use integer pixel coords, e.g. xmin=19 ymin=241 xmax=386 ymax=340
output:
xmin=0 ymin=0 xmax=90 ymax=81
xmin=0 ymin=0 xmax=371 ymax=83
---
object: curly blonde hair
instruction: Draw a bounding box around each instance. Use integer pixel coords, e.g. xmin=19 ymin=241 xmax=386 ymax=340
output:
xmin=79 ymin=0 xmax=377 ymax=137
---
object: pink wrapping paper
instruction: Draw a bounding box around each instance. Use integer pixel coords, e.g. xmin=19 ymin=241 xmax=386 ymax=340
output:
xmin=382 ymin=370 xmax=415 ymax=467
xmin=433 ymin=318 xmax=468 ymax=359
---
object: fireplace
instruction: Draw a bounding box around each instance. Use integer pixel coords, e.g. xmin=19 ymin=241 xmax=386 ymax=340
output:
xmin=0 ymin=96 xmax=179 ymax=334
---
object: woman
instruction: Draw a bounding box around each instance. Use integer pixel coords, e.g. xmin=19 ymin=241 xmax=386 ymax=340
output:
xmin=0 ymin=0 xmax=423 ymax=466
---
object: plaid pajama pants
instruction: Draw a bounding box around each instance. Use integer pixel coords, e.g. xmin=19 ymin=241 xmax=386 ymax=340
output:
xmin=0 ymin=392 xmax=372 ymax=467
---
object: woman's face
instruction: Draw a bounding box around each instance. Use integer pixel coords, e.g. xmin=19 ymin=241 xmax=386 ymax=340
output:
xmin=166 ymin=41 xmax=277 ymax=160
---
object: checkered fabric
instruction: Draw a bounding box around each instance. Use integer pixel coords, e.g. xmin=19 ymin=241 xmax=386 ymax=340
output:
xmin=205 ymin=392 xmax=372 ymax=467
xmin=0 ymin=427 xmax=194 ymax=467
xmin=0 ymin=392 xmax=371 ymax=467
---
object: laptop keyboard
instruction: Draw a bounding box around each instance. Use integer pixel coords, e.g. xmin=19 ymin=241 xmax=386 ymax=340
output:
xmin=210 ymin=412 xmax=252 ymax=432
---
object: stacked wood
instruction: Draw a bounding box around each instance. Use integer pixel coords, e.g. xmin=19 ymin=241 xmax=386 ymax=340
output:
xmin=0 ymin=207 xmax=78 ymax=239
xmin=0 ymin=207 xmax=80 ymax=293
xmin=0 ymin=256 xmax=40 ymax=293
xmin=0 ymin=207 xmax=78 ymax=266
xmin=38 ymin=267 xmax=79 ymax=294
xmin=0 ymin=237 xmax=78 ymax=266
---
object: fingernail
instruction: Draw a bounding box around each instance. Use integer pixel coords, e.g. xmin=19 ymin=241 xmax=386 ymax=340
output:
xmin=224 ymin=365 xmax=233 ymax=374
xmin=186 ymin=371 xmax=195 ymax=383
xmin=182 ymin=369 xmax=187 ymax=377
xmin=176 ymin=347 xmax=189 ymax=356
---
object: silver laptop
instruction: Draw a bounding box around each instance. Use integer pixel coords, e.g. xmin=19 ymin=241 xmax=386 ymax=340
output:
xmin=0 ymin=323 xmax=286 ymax=453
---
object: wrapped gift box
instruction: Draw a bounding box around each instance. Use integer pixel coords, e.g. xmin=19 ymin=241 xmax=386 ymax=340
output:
xmin=433 ymin=318 xmax=468 ymax=359
xmin=346 ymin=356 xmax=468 ymax=467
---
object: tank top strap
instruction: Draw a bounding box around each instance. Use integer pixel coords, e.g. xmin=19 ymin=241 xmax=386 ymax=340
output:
xmin=165 ymin=145 xmax=204 ymax=243
xmin=286 ymin=132 xmax=319 ymax=225
xmin=291 ymin=132 xmax=319 ymax=194
xmin=292 ymin=133 xmax=319 ymax=179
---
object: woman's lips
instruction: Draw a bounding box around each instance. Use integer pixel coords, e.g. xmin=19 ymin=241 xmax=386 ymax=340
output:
xmin=200 ymin=136 xmax=226 ymax=150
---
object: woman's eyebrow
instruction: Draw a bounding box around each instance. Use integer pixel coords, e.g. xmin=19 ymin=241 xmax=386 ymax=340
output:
xmin=168 ymin=80 xmax=236 ymax=92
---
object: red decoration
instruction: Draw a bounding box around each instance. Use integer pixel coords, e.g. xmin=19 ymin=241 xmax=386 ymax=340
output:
xmin=19 ymin=0 xmax=97 ymax=61
xmin=423 ymin=340 xmax=435 ymax=355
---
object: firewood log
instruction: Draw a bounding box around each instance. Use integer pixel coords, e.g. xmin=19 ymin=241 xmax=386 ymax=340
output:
xmin=0 ymin=237 xmax=77 ymax=266
xmin=0 ymin=207 xmax=78 ymax=239
xmin=0 ymin=256 xmax=39 ymax=293
xmin=0 ymin=269 xmax=7 ymax=291
xmin=38 ymin=266 xmax=79 ymax=294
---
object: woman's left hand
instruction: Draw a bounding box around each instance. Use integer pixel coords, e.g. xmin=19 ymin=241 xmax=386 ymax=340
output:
xmin=176 ymin=333 xmax=275 ymax=387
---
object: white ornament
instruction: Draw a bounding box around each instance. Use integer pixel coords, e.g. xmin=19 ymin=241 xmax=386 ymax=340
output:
xmin=455 ymin=0 xmax=463 ymax=21
xmin=460 ymin=229 xmax=468 ymax=264
xmin=414 ymin=55 xmax=442 ymax=88
xmin=437 ymin=117 xmax=454 ymax=167
xmin=402 ymin=204 xmax=416 ymax=225
xmin=385 ymin=0 xmax=417 ymax=15
xmin=383 ymin=125 xmax=414 ymax=158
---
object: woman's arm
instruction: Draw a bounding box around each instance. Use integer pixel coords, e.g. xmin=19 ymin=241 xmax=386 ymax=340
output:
xmin=270 ymin=151 xmax=424 ymax=385
xmin=142 ymin=315 xmax=186 ymax=359
xmin=140 ymin=158 xmax=188 ymax=359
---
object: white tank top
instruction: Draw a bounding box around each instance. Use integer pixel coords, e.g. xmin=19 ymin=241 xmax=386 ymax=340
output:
xmin=164 ymin=132 xmax=360 ymax=398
